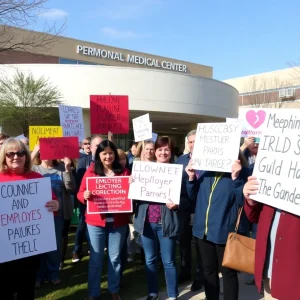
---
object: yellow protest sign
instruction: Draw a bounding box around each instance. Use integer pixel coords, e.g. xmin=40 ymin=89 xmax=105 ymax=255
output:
xmin=29 ymin=126 xmax=63 ymax=151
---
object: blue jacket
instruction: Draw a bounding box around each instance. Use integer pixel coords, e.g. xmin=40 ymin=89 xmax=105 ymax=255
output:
xmin=187 ymin=168 xmax=249 ymax=244
xmin=176 ymin=153 xmax=194 ymax=213
xmin=75 ymin=154 xmax=93 ymax=191
xmin=134 ymin=201 xmax=179 ymax=238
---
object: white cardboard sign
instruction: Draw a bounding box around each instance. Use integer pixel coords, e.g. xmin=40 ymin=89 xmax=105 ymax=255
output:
xmin=59 ymin=104 xmax=85 ymax=143
xmin=151 ymin=132 xmax=158 ymax=142
xmin=15 ymin=134 xmax=26 ymax=140
xmin=0 ymin=177 xmax=57 ymax=263
xmin=192 ymin=122 xmax=242 ymax=172
xmin=128 ymin=161 xmax=183 ymax=204
xmin=132 ymin=114 xmax=152 ymax=142
xmin=251 ymin=109 xmax=300 ymax=216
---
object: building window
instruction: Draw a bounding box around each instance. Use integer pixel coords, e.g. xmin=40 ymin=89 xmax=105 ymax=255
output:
xmin=59 ymin=57 xmax=103 ymax=66
xmin=59 ymin=58 xmax=78 ymax=64
xmin=78 ymin=60 xmax=97 ymax=65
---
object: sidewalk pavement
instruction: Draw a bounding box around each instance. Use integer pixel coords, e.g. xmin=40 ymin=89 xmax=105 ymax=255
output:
xmin=137 ymin=273 xmax=264 ymax=300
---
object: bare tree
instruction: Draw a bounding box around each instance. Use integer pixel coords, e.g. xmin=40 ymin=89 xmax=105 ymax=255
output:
xmin=0 ymin=71 xmax=63 ymax=136
xmin=0 ymin=0 xmax=66 ymax=53
xmin=240 ymin=76 xmax=300 ymax=108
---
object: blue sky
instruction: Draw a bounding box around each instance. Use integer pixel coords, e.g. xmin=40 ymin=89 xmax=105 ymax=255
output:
xmin=36 ymin=0 xmax=300 ymax=80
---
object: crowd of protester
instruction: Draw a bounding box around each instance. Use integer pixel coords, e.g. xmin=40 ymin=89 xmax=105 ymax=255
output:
xmin=0 ymin=130 xmax=296 ymax=300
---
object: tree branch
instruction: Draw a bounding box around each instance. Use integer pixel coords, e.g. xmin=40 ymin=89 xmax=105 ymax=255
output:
xmin=0 ymin=0 xmax=66 ymax=53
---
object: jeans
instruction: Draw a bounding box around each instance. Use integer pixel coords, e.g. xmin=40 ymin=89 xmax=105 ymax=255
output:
xmin=73 ymin=203 xmax=90 ymax=254
xmin=141 ymin=222 xmax=178 ymax=298
xmin=87 ymin=223 xmax=127 ymax=297
xmin=121 ymin=224 xmax=130 ymax=276
xmin=197 ymin=237 xmax=239 ymax=300
xmin=179 ymin=212 xmax=203 ymax=281
xmin=37 ymin=216 xmax=64 ymax=282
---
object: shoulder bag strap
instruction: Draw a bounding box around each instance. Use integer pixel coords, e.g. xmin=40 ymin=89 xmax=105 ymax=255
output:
xmin=235 ymin=207 xmax=244 ymax=233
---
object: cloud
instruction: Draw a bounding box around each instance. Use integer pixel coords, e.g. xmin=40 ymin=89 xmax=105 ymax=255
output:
xmin=101 ymin=27 xmax=149 ymax=39
xmin=39 ymin=8 xmax=68 ymax=20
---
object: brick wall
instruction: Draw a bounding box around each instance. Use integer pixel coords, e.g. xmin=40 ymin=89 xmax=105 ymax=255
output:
xmin=0 ymin=49 xmax=58 ymax=64
xmin=239 ymin=87 xmax=300 ymax=106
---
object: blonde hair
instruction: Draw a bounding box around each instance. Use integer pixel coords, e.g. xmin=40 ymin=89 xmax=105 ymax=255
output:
xmin=117 ymin=149 xmax=126 ymax=160
xmin=135 ymin=140 xmax=155 ymax=158
xmin=0 ymin=138 xmax=32 ymax=173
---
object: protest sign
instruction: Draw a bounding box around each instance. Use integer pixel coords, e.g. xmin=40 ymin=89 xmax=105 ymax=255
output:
xmin=90 ymin=95 xmax=129 ymax=134
xmin=0 ymin=177 xmax=57 ymax=263
xmin=238 ymin=108 xmax=272 ymax=137
xmin=86 ymin=176 xmax=132 ymax=214
xmin=29 ymin=126 xmax=63 ymax=151
xmin=151 ymin=132 xmax=158 ymax=142
xmin=251 ymin=109 xmax=300 ymax=216
xmin=39 ymin=137 xmax=80 ymax=160
xmin=15 ymin=134 xmax=26 ymax=140
xmin=192 ymin=122 xmax=242 ymax=172
xmin=59 ymin=104 xmax=84 ymax=143
xmin=128 ymin=161 xmax=183 ymax=204
xmin=226 ymin=118 xmax=244 ymax=124
xmin=132 ymin=114 xmax=152 ymax=142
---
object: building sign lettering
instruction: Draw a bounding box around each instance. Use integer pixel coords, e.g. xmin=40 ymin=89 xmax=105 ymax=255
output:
xmin=76 ymin=45 xmax=187 ymax=73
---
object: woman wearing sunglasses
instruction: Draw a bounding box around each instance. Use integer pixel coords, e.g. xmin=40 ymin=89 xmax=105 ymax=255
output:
xmin=0 ymin=138 xmax=58 ymax=300
xmin=32 ymin=148 xmax=76 ymax=287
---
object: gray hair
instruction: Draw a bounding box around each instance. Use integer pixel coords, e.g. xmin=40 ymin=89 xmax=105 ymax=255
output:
xmin=187 ymin=129 xmax=197 ymax=138
xmin=91 ymin=135 xmax=104 ymax=142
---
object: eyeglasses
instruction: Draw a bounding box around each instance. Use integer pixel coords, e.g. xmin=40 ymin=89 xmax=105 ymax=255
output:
xmin=83 ymin=143 xmax=91 ymax=145
xmin=5 ymin=151 xmax=26 ymax=158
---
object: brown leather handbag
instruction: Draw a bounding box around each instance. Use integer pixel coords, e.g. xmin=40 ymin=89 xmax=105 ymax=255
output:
xmin=222 ymin=207 xmax=256 ymax=274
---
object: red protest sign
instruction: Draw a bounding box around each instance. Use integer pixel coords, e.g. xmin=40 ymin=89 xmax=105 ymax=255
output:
xmin=90 ymin=95 xmax=129 ymax=134
xmin=39 ymin=137 xmax=80 ymax=160
xmin=86 ymin=176 xmax=132 ymax=214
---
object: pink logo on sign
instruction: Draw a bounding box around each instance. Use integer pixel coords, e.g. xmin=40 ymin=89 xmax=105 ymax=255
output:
xmin=246 ymin=110 xmax=266 ymax=129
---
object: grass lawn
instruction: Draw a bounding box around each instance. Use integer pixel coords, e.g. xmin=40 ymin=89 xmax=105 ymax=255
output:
xmin=35 ymin=228 xmax=179 ymax=300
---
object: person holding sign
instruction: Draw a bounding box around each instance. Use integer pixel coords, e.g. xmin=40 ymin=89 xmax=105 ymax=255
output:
xmin=133 ymin=136 xmax=179 ymax=300
xmin=136 ymin=140 xmax=155 ymax=162
xmin=129 ymin=140 xmax=155 ymax=172
xmin=0 ymin=138 xmax=59 ymax=300
xmin=32 ymin=152 xmax=76 ymax=287
xmin=176 ymin=130 xmax=204 ymax=291
xmin=72 ymin=135 xmax=103 ymax=263
xmin=186 ymin=151 xmax=249 ymax=300
xmin=240 ymin=136 xmax=259 ymax=166
xmin=243 ymin=177 xmax=300 ymax=300
xmin=77 ymin=140 xmax=130 ymax=300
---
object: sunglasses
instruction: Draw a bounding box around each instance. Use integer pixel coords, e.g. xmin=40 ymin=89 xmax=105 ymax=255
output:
xmin=83 ymin=143 xmax=91 ymax=145
xmin=6 ymin=151 xmax=26 ymax=158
